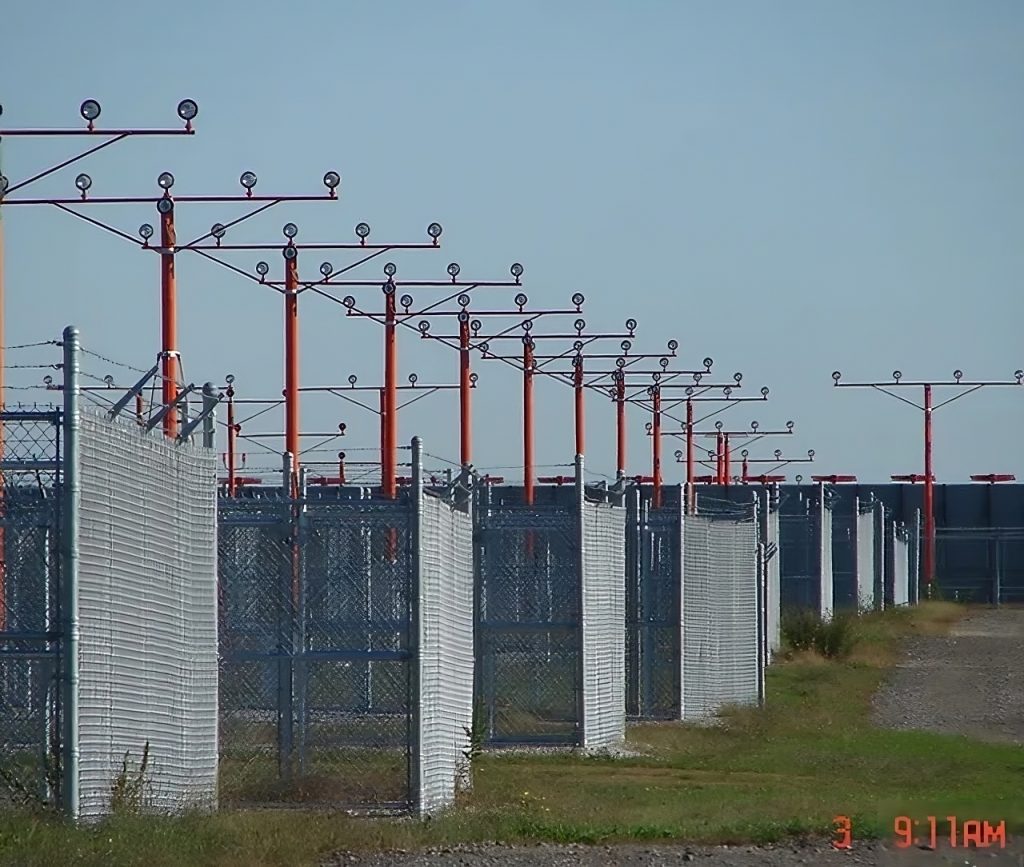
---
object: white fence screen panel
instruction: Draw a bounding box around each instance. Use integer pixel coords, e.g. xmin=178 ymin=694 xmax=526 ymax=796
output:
xmin=855 ymin=507 xmax=876 ymax=610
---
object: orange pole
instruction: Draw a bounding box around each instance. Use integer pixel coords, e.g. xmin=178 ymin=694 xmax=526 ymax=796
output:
xmin=459 ymin=317 xmax=471 ymax=467
xmin=523 ymin=341 xmax=535 ymax=506
xmin=923 ymin=384 xmax=935 ymax=585
xmin=135 ymin=393 xmax=144 ymax=426
xmin=284 ymin=251 xmax=300 ymax=494
xmin=574 ymin=358 xmax=585 ymax=456
xmin=338 ymin=452 xmax=346 ymax=485
xmin=715 ymin=431 xmax=724 ymax=484
xmin=615 ymin=379 xmax=626 ymax=477
xmin=383 ymin=291 xmax=397 ymax=499
xmin=652 ymin=386 xmax=663 ymax=508
xmin=723 ymin=433 xmax=731 ymax=487
xmin=379 ymin=388 xmax=386 ymax=489
xmin=686 ymin=398 xmax=695 ymax=513
xmin=159 ymin=202 xmax=179 ymax=439
xmin=226 ymin=386 xmax=237 ymax=496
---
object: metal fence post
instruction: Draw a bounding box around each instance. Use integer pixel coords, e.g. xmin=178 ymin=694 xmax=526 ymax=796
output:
xmin=574 ymin=453 xmax=586 ymax=746
xmin=201 ymin=382 xmax=218 ymax=449
xmin=408 ymin=436 xmax=424 ymax=810
xmin=60 ymin=325 xmax=81 ymax=820
xmin=993 ymin=535 xmax=1002 ymax=607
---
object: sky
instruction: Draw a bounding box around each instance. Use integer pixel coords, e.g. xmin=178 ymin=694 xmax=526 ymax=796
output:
xmin=1 ymin=0 xmax=1022 ymax=484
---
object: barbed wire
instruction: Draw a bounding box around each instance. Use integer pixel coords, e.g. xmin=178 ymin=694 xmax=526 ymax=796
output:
xmin=2 ymin=340 xmax=61 ymax=351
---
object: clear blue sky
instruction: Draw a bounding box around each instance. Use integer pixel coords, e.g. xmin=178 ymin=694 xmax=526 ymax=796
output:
xmin=2 ymin=0 xmax=1021 ymax=483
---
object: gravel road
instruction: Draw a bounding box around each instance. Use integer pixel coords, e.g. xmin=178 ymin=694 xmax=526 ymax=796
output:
xmin=324 ymin=607 xmax=1024 ymax=867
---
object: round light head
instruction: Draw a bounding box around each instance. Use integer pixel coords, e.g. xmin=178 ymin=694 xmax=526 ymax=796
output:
xmin=43 ymin=375 xmax=53 ymax=387
xmin=138 ymin=223 xmax=154 ymax=241
xmin=645 ymin=422 xmax=653 ymax=433
xmin=470 ymin=319 xmax=482 ymax=332
xmin=510 ymin=262 xmax=524 ymax=278
xmin=831 ymin=370 xmax=841 ymax=383
xmin=447 ymin=262 xmax=461 ymax=278
xmin=574 ymin=318 xmax=586 ymax=332
xmin=383 ymin=262 xmax=397 ymax=277
xmin=703 ymin=357 xmax=713 ymax=370
xmin=572 ymin=292 xmax=585 ymax=306
xmin=625 ymin=317 xmax=638 ymax=332
xmin=521 ymin=335 xmax=531 ymax=347
xmin=751 ymin=420 xmax=759 ymax=431
xmin=225 ymin=374 xmax=235 ymax=385
xmin=458 ymin=310 xmax=470 ymax=323
xmin=401 ymin=293 xmax=415 ymax=309
xmin=796 ymin=475 xmax=803 ymax=484
xmin=572 ymin=354 xmax=582 ymax=368
xmin=613 ymin=369 xmax=624 ymax=383
xmin=157 ymin=171 xmax=175 ymax=190
xmin=383 ymin=279 xmax=396 ymax=295
xmin=615 ymin=357 xmax=626 ymax=369
xmin=573 ymin=340 xmax=584 ymax=351
xmin=892 ymin=370 xmax=902 ymax=382
xmin=156 ymin=197 xmax=174 ymax=214
xmin=343 ymin=295 xmax=356 ymax=309
xmin=74 ymin=172 xmax=92 ymax=192
xmin=177 ymin=99 xmax=198 ymax=122
xmin=282 ymin=222 xmax=298 ymax=239
xmin=211 ymin=222 xmax=226 ymax=240
xmin=255 ymin=261 xmax=270 ymax=277
xmin=674 ymin=450 xmax=683 ymax=460
xmin=80 ymin=99 xmax=101 ymax=122
xmin=282 ymin=244 xmax=297 ymax=261
xmin=953 ymin=369 xmax=963 ymax=381
xmin=521 ymin=319 xmax=533 ymax=332
xmin=760 ymin=386 xmax=770 ymax=397
xmin=418 ymin=320 xmax=430 ymax=334
xmin=774 ymin=448 xmax=782 ymax=459
xmin=693 ymin=372 xmax=703 ymax=384
xmin=103 ymin=374 xmax=115 ymax=387
xmin=808 ymin=449 xmax=816 ymax=458
xmin=470 ymin=372 xmax=479 ymax=385
xmin=320 ymin=261 xmax=333 ymax=277
xmin=620 ymin=339 xmax=631 ymax=352
xmin=1015 ymin=369 xmax=1024 ymax=383
xmin=239 ymin=171 xmax=258 ymax=190
xmin=457 ymin=293 xmax=471 ymax=308
xmin=733 ymin=372 xmax=743 ymax=383
xmin=715 ymin=420 xmax=724 ymax=431
xmin=338 ymin=422 xmax=347 ymax=434
xmin=652 ymin=372 xmax=662 ymax=383
xmin=355 ymin=222 xmax=371 ymax=239
xmin=667 ymin=339 xmax=679 ymax=352
xmin=408 ymin=373 xmax=418 ymax=385
xmin=657 ymin=357 xmax=667 ymax=369
xmin=685 ymin=386 xmax=694 ymax=396
xmin=338 ymin=450 xmax=346 ymax=460
xmin=427 ymin=222 xmax=443 ymax=239
xmin=723 ymin=386 xmax=733 ymax=397
xmin=322 ymin=170 xmax=341 ymax=190
xmin=514 ymin=292 xmax=528 ymax=308
xmin=481 ymin=341 xmax=492 ymax=354
xmin=786 ymin=420 xmax=795 ymax=430
xmin=741 ymin=449 xmax=749 ymax=458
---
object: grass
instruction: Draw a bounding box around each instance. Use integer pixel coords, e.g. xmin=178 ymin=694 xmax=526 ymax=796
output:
xmin=3 ymin=601 xmax=1022 ymax=866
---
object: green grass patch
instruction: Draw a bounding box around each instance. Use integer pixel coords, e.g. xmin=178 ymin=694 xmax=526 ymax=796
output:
xmin=3 ymin=602 xmax=1020 ymax=866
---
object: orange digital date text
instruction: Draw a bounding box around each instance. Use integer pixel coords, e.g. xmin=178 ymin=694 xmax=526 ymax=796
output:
xmin=832 ymin=815 xmax=1008 ymax=850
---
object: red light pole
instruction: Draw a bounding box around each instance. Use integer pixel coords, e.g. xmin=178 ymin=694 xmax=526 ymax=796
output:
xmin=832 ymin=368 xmax=1023 ymax=588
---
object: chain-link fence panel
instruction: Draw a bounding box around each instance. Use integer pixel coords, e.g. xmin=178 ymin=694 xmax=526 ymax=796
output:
xmin=580 ymin=500 xmax=625 ymax=750
xmin=779 ymin=514 xmax=816 ymax=610
xmin=855 ymin=503 xmax=876 ymax=611
xmin=681 ymin=512 xmax=760 ymax=722
xmin=628 ymin=504 xmax=682 ymax=720
xmin=76 ymin=411 xmax=218 ymax=820
xmin=892 ymin=528 xmax=910 ymax=606
xmin=818 ymin=496 xmax=834 ymax=619
xmin=476 ymin=509 xmax=579 ymax=744
xmin=764 ymin=503 xmax=781 ymax=659
xmin=934 ymin=527 xmax=1024 ymax=604
xmin=0 ymin=410 xmax=62 ymax=810
xmin=415 ymin=491 xmax=473 ymax=815
xmin=831 ymin=512 xmax=856 ymax=612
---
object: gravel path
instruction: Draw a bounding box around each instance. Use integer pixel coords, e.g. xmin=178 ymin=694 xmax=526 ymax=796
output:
xmin=872 ymin=606 xmax=1024 ymax=745
xmin=324 ymin=607 xmax=1024 ymax=867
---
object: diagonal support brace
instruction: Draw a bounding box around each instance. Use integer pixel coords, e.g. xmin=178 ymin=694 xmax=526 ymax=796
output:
xmin=106 ymin=363 xmax=160 ymax=421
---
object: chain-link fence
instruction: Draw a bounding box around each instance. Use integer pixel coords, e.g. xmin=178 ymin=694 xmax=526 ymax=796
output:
xmin=855 ymin=501 xmax=878 ymax=610
xmin=890 ymin=525 xmax=910 ymax=607
xmin=219 ymin=441 xmax=474 ymax=814
xmin=934 ymin=527 xmax=1023 ymax=604
xmin=77 ymin=410 xmax=218 ymax=820
xmin=0 ymin=409 xmax=62 ymax=810
xmin=475 ymin=463 xmax=625 ymax=747
xmin=680 ymin=509 xmax=760 ymax=721
xmin=779 ymin=487 xmax=833 ymax=619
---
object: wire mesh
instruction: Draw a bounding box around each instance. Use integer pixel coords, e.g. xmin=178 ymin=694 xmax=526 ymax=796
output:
xmin=681 ymin=511 xmax=760 ymax=721
xmin=763 ymin=503 xmax=782 ymax=659
xmin=580 ymin=500 xmax=625 ymax=750
xmin=892 ymin=528 xmax=910 ymax=606
xmin=779 ymin=493 xmax=832 ymax=618
xmin=0 ymin=410 xmax=62 ymax=809
xmin=831 ymin=513 xmax=857 ymax=611
xmin=935 ymin=527 xmax=1024 ymax=604
xmin=416 ymin=491 xmax=474 ymax=814
xmin=475 ymin=509 xmax=578 ymax=744
xmin=219 ymin=495 xmax=415 ymax=809
xmin=855 ymin=504 xmax=877 ymax=611
xmin=76 ymin=411 xmax=218 ymax=819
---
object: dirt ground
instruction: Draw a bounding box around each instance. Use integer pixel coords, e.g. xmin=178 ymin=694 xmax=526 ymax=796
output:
xmin=325 ymin=607 xmax=1024 ymax=867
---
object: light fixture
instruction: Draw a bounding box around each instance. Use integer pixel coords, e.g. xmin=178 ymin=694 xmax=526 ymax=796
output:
xmin=521 ymin=319 xmax=533 ymax=332
xmin=447 ymin=262 xmax=461 ymax=278
xmin=660 ymin=357 xmax=669 ymax=368
xmin=156 ymin=198 xmax=174 ymax=214
xmin=138 ymin=223 xmax=154 ymax=241
xmin=343 ymin=296 xmax=356 ymax=309
xmin=323 ymin=170 xmax=341 ymax=192
xmin=427 ymin=222 xmax=443 ymax=239
xmin=573 ymin=340 xmax=584 ymax=351
xmin=320 ymin=262 xmax=333 ymax=277
xmin=282 ymin=245 xmax=297 ymax=260
xmin=953 ymin=369 xmax=963 ymax=382
xmin=239 ymin=171 xmax=258 ymax=192
xmin=615 ymin=357 xmax=626 ymax=369
xmin=620 ymin=340 xmax=631 ymax=352
xmin=401 ymin=294 xmax=415 ymax=309
xmin=751 ymin=420 xmax=759 ymax=431
xmin=674 ymin=450 xmax=683 ymax=460
xmin=515 ymin=292 xmax=528 ymax=308
xmin=667 ymin=339 xmax=679 ymax=352
xmin=177 ymin=99 xmax=198 ymax=123
xmin=348 ymin=375 xmax=358 ymax=386
xmin=418 ymin=320 xmax=430 ymax=334
xmin=774 ymin=449 xmax=782 ymax=459
xmin=510 ymin=262 xmax=524 ymax=279
xmin=457 ymin=293 xmax=470 ymax=307
xmin=715 ymin=420 xmax=724 ymax=431
xmin=703 ymin=357 xmax=713 ymax=370
xmin=892 ymin=370 xmax=902 ymax=382
xmin=80 ymin=99 xmax=101 ymax=123
xmin=831 ymin=370 xmax=842 ymax=383
xmin=760 ymin=386 xmax=770 ymax=397
xmin=355 ymin=222 xmax=371 ymax=239
xmin=786 ymin=420 xmax=795 ymax=430
xmin=625 ymin=318 xmax=638 ymax=332
xmin=470 ymin=319 xmax=482 ymax=332
xmin=458 ymin=310 xmax=470 ymax=323
xmin=469 ymin=372 xmax=479 ymax=385
xmin=652 ymin=372 xmax=662 ymax=383
xmin=408 ymin=373 xmax=418 ymax=386
xmin=225 ymin=374 xmax=235 ymax=385
xmin=734 ymin=372 xmax=743 ymax=383
xmin=741 ymin=449 xmax=749 ymax=458
xmin=157 ymin=171 xmax=175 ymax=190
xmin=808 ymin=449 xmax=816 ymax=459
xmin=103 ymin=375 xmax=115 ymax=387
xmin=255 ymin=261 xmax=270 ymax=277
xmin=724 ymin=386 xmax=733 ymax=397
xmin=211 ymin=223 xmax=226 ymax=240
xmin=572 ymin=292 xmax=585 ymax=307
xmin=74 ymin=172 xmax=92 ymax=192
xmin=574 ymin=318 xmax=586 ymax=333
xmin=282 ymin=222 xmax=298 ymax=239
xmin=383 ymin=262 xmax=397 ymax=277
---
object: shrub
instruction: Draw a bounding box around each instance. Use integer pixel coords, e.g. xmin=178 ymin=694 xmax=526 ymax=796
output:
xmin=781 ymin=608 xmax=858 ymax=660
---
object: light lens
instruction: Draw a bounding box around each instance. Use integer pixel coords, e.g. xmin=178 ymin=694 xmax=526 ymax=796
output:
xmin=667 ymin=339 xmax=679 ymax=352
xmin=80 ymin=99 xmax=101 ymax=121
xmin=348 ymin=374 xmax=358 ymax=385
xmin=734 ymin=371 xmax=743 ymax=382
xmin=157 ymin=171 xmax=175 ymax=190
xmin=447 ymin=262 xmax=461 ymax=277
xmin=240 ymin=171 xmax=258 ymax=190
xmin=255 ymin=261 xmax=270 ymax=276
xmin=470 ymin=319 xmax=482 ymax=331
xmin=620 ymin=340 xmax=631 ymax=352
xmin=323 ymin=170 xmax=341 ymax=190
xmin=831 ymin=370 xmax=841 ymax=382
xmin=574 ymin=318 xmax=586 ymax=332
xmin=521 ymin=319 xmax=532 ymax=332
xmin=808 ymin=449 xmax=816 ymax=458
xmin=320 ymin=262 xmax=333 ymax=277
xmin=177 ymin=99 xmax=198 ymax=121
xmin=573 ymin=340 xmax=584 ymax=351
xmin=282 ymin=222 xmax=298 ymax=239
xmin=282 ymin=245 xmax=297 ymax=260
xmin=427 ymin=222 xmax=443 ymax=239
xmin=383 ymin=262 xmax=397 ymax=277
xmin=703 ymin=357 xmax=713 ymax=369
xmin=660 ymin=357 xmax=669 ymax=368
xmin=786 ymin=420 xmax=795 ymax=430
xmin=457 ymin=293 xmax=470 ymax=307
xmin=625 ymin=317 xmax=637 ymax=331
xmin=572 ymin=292 xmax=585 ymax=306
xmin=458 ymin=310 xmax=470 ymax=323
xmin=75 ymin=173 xmax=92 ymax=191
xmin=157 ymin=197 xmax=174 ymax=214
xmin=355 ymin=222 xmax=371 ymax=238
xmin=409 ymin=373 xmax=418 ymax=385
xmin=211 ymin=223 xmax=226 ymax=239
xmin=761 ymin=386 xmax=770 ymax=396
xmin=892 ymin=370 xmax=902 ymax=381
xmin=401 ymin=294 xmax=414 ymax=308
xmin=138 ymin=223 xmax=154 ymax=240
xmin=514 ymin=292 xmax=528 ymax=307
xmin=343 ymin=296 xmax=356 ymax=308
xmin=774 ymin=449 xmax=782 ymax=459
xmin=510 ymin=262 xmax=524 ymax=278
xmin=953 ymin=369 xmax=963 ymax=380
xmin=418 ymin=320 xmax=430 ymax=333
